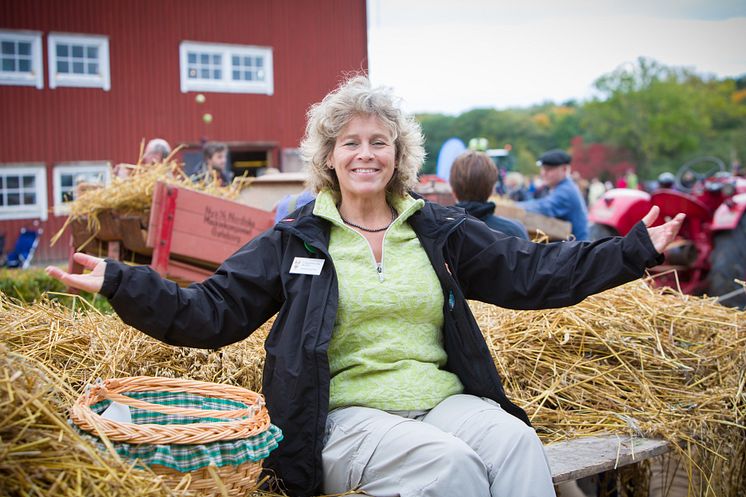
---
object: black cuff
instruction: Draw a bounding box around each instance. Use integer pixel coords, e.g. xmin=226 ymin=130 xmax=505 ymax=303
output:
xmin=629 ymin=221 xmax=665 ymax=267
xmin=99 ymin=258 xmax=124 ymax=298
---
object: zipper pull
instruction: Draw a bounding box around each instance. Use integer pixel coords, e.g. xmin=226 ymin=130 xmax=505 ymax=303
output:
xmin=376 ymin=263 xmax=384 ymax=282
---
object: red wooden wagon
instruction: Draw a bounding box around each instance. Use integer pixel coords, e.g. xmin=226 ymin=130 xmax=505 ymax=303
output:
xmin=70 ymin=181 xmax=274 ymax=284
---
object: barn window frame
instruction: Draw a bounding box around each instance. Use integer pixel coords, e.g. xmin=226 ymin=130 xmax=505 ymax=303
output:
xmin=0 ymin=29 xmax=43 ymax=89
xmin=179 ymin=41 xmax=273 ymax=95
xmin=52 ymin=162 xmax=111 ymax=216
xmin=48 ymin=33 xmax=110 ymax=91
xmin=0 ymin=163 xmax=48 ymax=221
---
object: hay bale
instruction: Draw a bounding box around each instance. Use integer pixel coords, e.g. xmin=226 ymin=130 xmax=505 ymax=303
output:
xmin=1 ymin=281 xmax=744 ymax=496
xmin=0 ymin=345 xmax=180 ymax=496
xmin=475 ymin=280 xmax=745 ymax=496
xmin=0 ymin=295 xmax=268 ymax=395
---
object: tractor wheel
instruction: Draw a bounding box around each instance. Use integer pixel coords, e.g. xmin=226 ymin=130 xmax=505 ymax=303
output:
xmin=709 ymin=214 xmax=746 ymax=309
xmin=589 ymin=223 xmax=618 ymax=241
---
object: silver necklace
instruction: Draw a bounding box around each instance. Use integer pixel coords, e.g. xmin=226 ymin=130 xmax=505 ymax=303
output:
xmin=341 ymin=205 xmax=397 ymax=233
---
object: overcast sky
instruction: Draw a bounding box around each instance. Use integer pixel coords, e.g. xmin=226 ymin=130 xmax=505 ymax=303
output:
xmin=366 ymin=0 xmax=746 ymax=114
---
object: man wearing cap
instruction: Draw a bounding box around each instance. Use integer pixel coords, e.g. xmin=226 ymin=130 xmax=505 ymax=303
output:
xmin=518 ymin=149 xmax=589 ymax=240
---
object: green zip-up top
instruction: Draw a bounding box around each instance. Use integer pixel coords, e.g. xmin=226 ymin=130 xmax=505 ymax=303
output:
xmin=314 ymin=190 xmax=464 ymax=411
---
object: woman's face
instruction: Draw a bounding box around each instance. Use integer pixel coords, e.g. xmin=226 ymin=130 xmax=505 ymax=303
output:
xmin=329 ymin=114 xmax=396 ymax=202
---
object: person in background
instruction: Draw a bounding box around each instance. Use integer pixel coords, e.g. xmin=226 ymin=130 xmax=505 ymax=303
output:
xmin=46 ymin=76 xmax=686 ymax=497
xmin=571 ymin=170 xmax=589 ymax=204
xmin=531 ymin=175 xmax=550 ymax=199
xmin=587 ymin=177 xmax=607 ymax=208
xmin=450 ymin=151 xmax=529 ymax=239
xmin=732 ymin=159 xmax=743 ymax=177
xmin=114 ymin=138 xmax=172 ymax=178
xmin=141 ymin=138 xmax=172 ymax=164
xmin=519 ymin=150 xmax=589 ymax=240
xmin=504 ymin=171 xmax=528 ymax=202
xmin=657 ymin=172 xmax=676 ymax=190
xmin=274 ymin=190 xmax=316 ymax=223
xmin=522 ymin=175 xmax=535 ymax=200
xmin=192 ymin=142 xmax=231 ymax=185
xmin=625 ymin=169 xmax=639 ymax=190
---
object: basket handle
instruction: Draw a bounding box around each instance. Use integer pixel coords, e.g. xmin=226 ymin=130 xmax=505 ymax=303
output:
xmin=99 ymin=390 xmax=261 ymax=420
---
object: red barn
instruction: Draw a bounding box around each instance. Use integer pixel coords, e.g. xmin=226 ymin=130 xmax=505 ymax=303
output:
xmin=0 ymin=0 xmax=368 ymax=263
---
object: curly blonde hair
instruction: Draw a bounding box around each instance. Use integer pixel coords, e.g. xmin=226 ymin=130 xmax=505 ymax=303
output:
xmin=300 ymin=75 xmax=425 ymax=199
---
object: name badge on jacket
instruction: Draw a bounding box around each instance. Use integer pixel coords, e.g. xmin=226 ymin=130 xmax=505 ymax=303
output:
xmin=289 ymin=257 xmax=325 ymax=275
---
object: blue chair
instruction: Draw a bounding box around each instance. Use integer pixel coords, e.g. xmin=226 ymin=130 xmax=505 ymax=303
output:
xmin=5 ymin=228 xmax=42 ymax=269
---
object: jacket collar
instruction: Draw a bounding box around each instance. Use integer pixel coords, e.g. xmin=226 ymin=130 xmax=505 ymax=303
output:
xmin=274 ymin=191 xmax=467 ymax=247
xmin=274 ymin=199 xmax=329 ymax=249
xmin=407 ymin=193 xmax=467 ymax=241
xmin=313 ymin=189 xmax=425 ymax=229
xmin=454 ymin=200 xmax=495 ymax=220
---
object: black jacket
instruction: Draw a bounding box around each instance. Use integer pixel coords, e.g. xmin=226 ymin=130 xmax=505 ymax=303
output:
xmin=100 ymin=198 xmax=662 ymax=497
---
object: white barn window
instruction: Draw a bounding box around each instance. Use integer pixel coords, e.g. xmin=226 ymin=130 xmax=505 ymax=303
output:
xmin=0 ymin=164 xmax=48 ymax=221
xmin=48 ymin=33 xmax=110 ymax=90
xmin=0 ymin=30 xmax=43 ymax=89
xmin=180 ymin=41 xmax=273 ymax=95
xmin=52 ymin=162 xmax=111 ymax=215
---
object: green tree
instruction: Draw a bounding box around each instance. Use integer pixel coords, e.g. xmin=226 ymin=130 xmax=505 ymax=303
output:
xmin=692 ymin=77 xmax=746 ymax=168
xmin=581 ymin=57 xmax=712 ymax=178
xmin=418 ymin=59 xmax=746 ymax=181
xmin=513 ymin=145 xmax=539 ymax=176
xmin=548 ymin=104 xmax=582 ymax=150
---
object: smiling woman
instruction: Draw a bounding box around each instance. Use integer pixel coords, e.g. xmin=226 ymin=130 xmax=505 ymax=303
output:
xmin=329 ymin=114 xmax=397 ymax=222
xmin=301 ymin=76 xmax=423 ymax=200
xmin=46 ymin=74 xmax=685 ymax=497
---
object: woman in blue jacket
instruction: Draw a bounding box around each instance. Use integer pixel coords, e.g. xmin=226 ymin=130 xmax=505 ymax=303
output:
xmin=48 ymin=76 xmax=684 ymax=497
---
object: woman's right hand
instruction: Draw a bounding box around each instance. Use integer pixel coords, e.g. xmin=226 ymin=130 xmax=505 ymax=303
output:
xmin=46 ymin=253 xmax=107 ymax=294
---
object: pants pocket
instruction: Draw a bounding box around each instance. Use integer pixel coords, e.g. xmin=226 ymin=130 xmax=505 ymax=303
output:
xmin=322 ymin=407 xmax=413 ymax=493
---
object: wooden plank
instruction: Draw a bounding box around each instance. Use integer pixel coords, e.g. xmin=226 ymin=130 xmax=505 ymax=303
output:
xmin=236 ymin=174 xmax=307 ymax=211
xmin=118 ymin=215 xmax=151 ymax=255
xmin=147 ymin=181 xmax=167 ymax=249
xmin=165 ymin=259 xmax=214 ymax=285
xmin=546 ymin=435 xmax=670 ymax=483
xmin=491 ymin=202 xmax=572 ymax=241
xmin=107 ymin=240 xmax=121 ymax=260
xmin=150 ymin=185 xmax=178 ymax=276
xmin=145 ymin=182 xmax=274 ymax=271
xmin=413 ymin=186 xmax=572 ymax=240
xmin=166 ymin=187 xmax=275 ymax=264
xmin=96 ymin=210 xmax=122 ymax=241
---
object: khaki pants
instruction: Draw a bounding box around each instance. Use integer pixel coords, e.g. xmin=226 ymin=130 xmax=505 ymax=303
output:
xmin=321 ymin=394 xmax=556 ymax=497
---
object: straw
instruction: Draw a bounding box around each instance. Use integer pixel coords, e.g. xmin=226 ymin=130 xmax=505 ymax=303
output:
xmin=50 ymin=159 xmax=242 ymax=247
xmin=1 ymin=279 xmax=744 ymax=496
xmin=0 ymin=345 xmax=182 ymax=496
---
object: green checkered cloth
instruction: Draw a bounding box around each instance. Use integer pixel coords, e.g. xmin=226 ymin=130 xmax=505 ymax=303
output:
xmin=72 ymin=391 xmax=283 ymax=473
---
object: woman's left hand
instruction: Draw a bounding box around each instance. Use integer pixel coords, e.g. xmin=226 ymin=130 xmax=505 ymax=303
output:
xmin=642 ymin=206 xmax=686 ymax=253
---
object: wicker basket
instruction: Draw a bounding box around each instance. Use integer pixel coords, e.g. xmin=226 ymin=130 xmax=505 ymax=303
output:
xmin=70 ymin=376 xmax=280 ymax=496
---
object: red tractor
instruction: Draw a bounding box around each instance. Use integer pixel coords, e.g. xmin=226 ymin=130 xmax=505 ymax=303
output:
xmin=588 ymin=157 xmax=746 ymax=308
